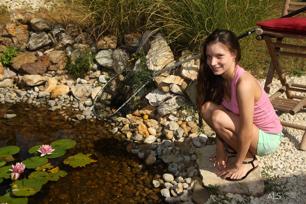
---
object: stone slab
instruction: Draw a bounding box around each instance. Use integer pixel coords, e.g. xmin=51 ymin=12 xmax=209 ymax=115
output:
xmin=195 ymin=145 xmax=265 ymax=196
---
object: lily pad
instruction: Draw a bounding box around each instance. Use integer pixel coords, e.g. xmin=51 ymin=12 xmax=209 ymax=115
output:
xmin=0 ymin=165 xmax=11 ymax=179
xmin=36 ymin=163 xmax=53 ymax=171
xmin=46 ymin=149 xmax=66 ymax=159
xmin=51 ymin=139 xmax=76 ymax=150
xmin=48 ymin=170 xmax=67 ymax=181
xmin=64 ymin=153 xmax=97 ymax=168
xmin=23 ymin=156 xmax=48 ymax=169
xmin=28 ymin=145 xmax=40 ymax=154
xmin=28 ymin=172 xmax=49 ymax=185
xmin=0 ymin=155 xmax=15 ymax=162
xmin=0 ymin=160 xmax=6 ymax=167
xmin=0 ymin=193 xmax=28 ymax=204
xmin=29 ymin=169 xmax=67 ymax=182
xmin=0 ymin=146 xmax=20 ymax=157
xmin=12 ymin=178 xmax=45 ymax=197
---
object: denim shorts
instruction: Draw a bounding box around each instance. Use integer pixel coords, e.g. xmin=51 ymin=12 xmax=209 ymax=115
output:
xmin=257 ymin=129 xmax=283 ymax=156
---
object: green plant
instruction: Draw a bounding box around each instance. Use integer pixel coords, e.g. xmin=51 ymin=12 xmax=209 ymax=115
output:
xmin=0 ymin=47 xmax=18 ymax=67
xmin=144 ymin=0 xmax=273 ymax=49
xmin=78 ymin=0 xmax=150 ymax=39
xmin=0 ymin=139 xmax=96 ymax=204
xmin=66 ymin=51 xmax=93 ymax=79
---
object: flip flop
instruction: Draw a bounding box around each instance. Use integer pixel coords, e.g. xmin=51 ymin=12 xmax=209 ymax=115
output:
xmin=225 ymin=156 xmax=258 ymax=181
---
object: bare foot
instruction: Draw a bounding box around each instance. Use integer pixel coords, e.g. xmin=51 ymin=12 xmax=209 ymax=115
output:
xmin=218 ymin=157 xmax=259 ymax=181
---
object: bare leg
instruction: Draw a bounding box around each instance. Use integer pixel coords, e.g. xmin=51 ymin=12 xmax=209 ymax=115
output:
xmin=201 ymin=101 xmax=259 ymax=179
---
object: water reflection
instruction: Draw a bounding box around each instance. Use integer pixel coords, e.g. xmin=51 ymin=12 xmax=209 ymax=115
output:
xmin=0 ymin=103 xmax=164 ymax=203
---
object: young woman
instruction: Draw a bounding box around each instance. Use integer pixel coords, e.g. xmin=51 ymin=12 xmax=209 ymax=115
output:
xmin=197 ymin=29 xmax=283 ymax=181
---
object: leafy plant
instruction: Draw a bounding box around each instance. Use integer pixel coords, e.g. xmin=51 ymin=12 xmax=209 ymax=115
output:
xmin=65 ymin=51 xmax=93 ymax=79
xmin=0 ymin=47 xmax=18 ymax=67
xmin=0 ymin=139 xmax=96 ymax=204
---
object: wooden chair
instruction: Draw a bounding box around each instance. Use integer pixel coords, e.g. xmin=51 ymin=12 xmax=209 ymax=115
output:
xmin=256 ymin=0 xmax=306 ymax=150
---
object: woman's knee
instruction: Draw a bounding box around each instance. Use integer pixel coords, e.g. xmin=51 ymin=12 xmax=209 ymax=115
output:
xmin=210 ymin=109 xmax=227 ymax=130
xmin=200 ymin=101 xmax=219 ymax=122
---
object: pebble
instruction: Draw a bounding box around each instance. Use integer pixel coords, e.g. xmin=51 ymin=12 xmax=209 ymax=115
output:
xmin=163 ymin=173 xmax=174 ymax=182
xmin=160 ymin=188 xmax=171 ymax=198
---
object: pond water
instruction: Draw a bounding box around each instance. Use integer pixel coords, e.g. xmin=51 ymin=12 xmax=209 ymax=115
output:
xmin=0 ymin=103 xmax=165 ymax=203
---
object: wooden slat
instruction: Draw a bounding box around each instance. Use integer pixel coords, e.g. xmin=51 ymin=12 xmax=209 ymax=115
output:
xmin=271 ymin=97 xmax=300 ymax=112
xmin=279 ymin=51 xmax=306 ymax=58
xmin=281 ymin=121 xmax=306 ymax=130
xmin=273 ymin=42 xmax=306 ymax=52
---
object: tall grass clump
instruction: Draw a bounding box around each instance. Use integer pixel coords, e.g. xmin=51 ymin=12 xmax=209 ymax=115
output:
xmin=145 ymin=0 xmax=274 ymax=49
xmin=76 ymin=0 xmax=150 ymax=40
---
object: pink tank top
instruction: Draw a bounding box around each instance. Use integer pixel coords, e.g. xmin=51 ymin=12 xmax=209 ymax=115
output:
xmin=221 ymin=65 xmax=282 ymax=133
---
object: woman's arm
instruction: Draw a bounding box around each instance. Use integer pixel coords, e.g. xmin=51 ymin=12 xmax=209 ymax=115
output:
xmin=235 ymin=75 xmax=256 ymax=166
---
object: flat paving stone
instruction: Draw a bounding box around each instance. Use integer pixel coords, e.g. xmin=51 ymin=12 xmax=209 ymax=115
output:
xmin=195 ymin=145 xmax=265 ymax=196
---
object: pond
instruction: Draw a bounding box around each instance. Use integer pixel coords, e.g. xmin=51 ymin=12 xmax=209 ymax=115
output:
xmin=0 ymin=103 xmax=165 ymax=203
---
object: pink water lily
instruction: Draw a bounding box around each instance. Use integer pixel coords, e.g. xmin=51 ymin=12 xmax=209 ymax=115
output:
xmin=10 ymin=162 xmax=25 ymax=180
xmin=38 ymin=144 xmax=55 ymax=157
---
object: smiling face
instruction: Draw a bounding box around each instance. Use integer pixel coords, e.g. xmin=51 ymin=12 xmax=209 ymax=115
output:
xmin=206 ymin=42 xmax=237 ymax=76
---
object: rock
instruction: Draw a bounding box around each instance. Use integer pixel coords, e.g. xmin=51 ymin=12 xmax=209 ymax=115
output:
xmin=43 ymin=77 xmax=57 ymax=93
xmin=145 ymin=152 xmax=156 ymax=165
xmin=112 ymin=49 xmax=129 ymax=74
xmin=124 ymin=32 xmax=142 ymax=47
xmin=59 ymin=33 xmax=74 ymax=46
xmin=0 ymin=79 xmax=14 ymax=88
xmin=71 ymin=84 xmax=92 ymax=100
xmin=4 ymin=113 xmax=17 ymax=119
xmin=96 ymin=35 xmax=117 ymax=49
xmin=148 ymin=127 xmax=157 ymax=136
xmin=19 ymin=55 xmax=50 ymax=74
xmin=152 ymin=179 xmax=161 ymax=188
xmin=30 ymin=18 xmax=51 ymax=32
xmin=157 ymin=96 xmax=184 ymax=116
xmin=170 ymin=84 xmax=183 ymax=95
xmin=0 ymin=63 xmax=4 ymax=79
xmin=5 ymin=23 xmax=29 ymax=47
xmin=12 ymin=52 xmax=37 ymax=71
xmin=163 ymin=173 xmax=174 ymax=182
xmin=98 ymin=75 xmax=107 ymax=83
xmin=27 ymin=32 xmax=52 ymax=51
xmin=137 ymin=123 xmax=150 ymax=137
xmin=95 ymin=49 xmax=113 ymax=68
xmin=195 ymin=145 xmax=265 ymax=196
xmin=145 ymin=89 xmax=173 ymax=106
xmin=146 ymin=34 xmax=175 ymax=71
xmin=179 ymin=50 xmax=199 ymax=81
xmin=168 ymin=121 xmax=179 ymax=131
xmin=160 ymin=188 xmax=171 ymax=198
xmin=47 ymin=50 xmax=67 ymax=70
xmin=165 ymin=130 xmax=174 ymax=140
xmin=50 ymin=85 xmax=70 ymax=98
xmin=20 ymin=75 xmax=46 ymax=86
xmin=144 ymin=135 xmax=156 ymax=144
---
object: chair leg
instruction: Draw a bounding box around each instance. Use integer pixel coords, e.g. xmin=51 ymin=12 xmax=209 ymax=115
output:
xmin=299 ymin=131 xmax=306 ymax=151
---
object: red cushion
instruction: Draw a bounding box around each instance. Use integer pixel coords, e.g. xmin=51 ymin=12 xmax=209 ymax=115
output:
xmin=256 ymin=17 xmax=306 ymax=34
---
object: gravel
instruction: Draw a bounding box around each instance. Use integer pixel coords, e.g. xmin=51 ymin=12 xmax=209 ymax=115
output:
xmin=0 ymin=0 xmax=58 ymax=11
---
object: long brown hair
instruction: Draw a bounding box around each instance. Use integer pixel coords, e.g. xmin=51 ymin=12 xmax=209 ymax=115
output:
xmin=196 ymin=29 xmax=241 ymax=111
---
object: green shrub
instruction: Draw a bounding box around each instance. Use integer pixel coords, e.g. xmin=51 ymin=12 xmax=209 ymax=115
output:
xmin=65 ymin=51 xmax=93 ymax=79
xmin=0 ymin=47 xmax=18 ymax=67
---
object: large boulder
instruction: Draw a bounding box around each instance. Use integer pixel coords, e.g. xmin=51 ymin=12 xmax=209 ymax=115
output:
xmin=146 ymin=34 xmax=175 ymax=72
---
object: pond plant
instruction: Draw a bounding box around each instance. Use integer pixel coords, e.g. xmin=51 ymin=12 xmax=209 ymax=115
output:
xmin=0 ymin=139 xmax=96 ymax=204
